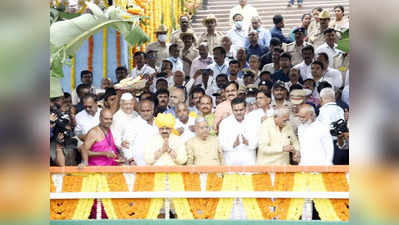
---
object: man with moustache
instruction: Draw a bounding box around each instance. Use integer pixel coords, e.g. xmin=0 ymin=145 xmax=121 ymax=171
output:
xmin=198 ymin=95 xmax=216 ymax=136
xmin=213 ymin=81 xmax=239 ymax=132
xmin=270 ymin=81 xmax=291 ymax=109
xmin=78 ymin=109 xmax=121 ymax=167
xmin=144 ymin=113 xmax=187 ymax=166
xmin=186 ymin=117 xmax=224 ymax=165
xmin=166 ymin=87 xmax=186 ymax=117
xmin=155 ymin=88 xmax=170 ymax=114
xmin=247 ymin=89 xmax=274 ymax=131
xmin=219 ymin=97 xmax=257 ymax=166
xmin=294 ymin=45 xmax=315 ymax=81
xmin=297 ymin=104 xmax=334 ymax=165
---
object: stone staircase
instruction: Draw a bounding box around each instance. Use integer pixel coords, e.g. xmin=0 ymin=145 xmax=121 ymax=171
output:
xmin=191 ymin=0 xmax=350 ymax=36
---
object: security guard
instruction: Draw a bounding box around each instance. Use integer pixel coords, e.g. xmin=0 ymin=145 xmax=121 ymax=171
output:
xmin=309 ymin=9 xmax=331 ymax=49
xmin=282 ymin=27 xmax=312 ymax=66
xmin=146 ymin=24 xmax=170 ymax=68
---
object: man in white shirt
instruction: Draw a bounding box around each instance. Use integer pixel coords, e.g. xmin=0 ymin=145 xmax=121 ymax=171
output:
xmin=247 ymin=89 xmax=274 ymax=132
xmin=110 ymin=93 xmax=138 ymax=150
xmin=294 ymin=44 xmax=315 ymax=81
xmin=74 ymin=94 xmax=100 ymax=142
xmin=167 ymin=44 xmax=184 ymax=72
xmin=297 ymin=104 xmax=334 ymax=165
xmin=207 ymin=46 xmax=229 ymax=77
xmin=123 ymin=99 xmax=158 ymax=166
xmin=175 ymin=103 xmax=196 ymax=143
xmin=227 ymin=13 xmax=247 ymax=52
xmin=317 ymin=87 xmax=345 ymax=128
xmin=219 ymin=97 xmax=257 ymax=165
xmin=315 ymin=28 xmax=342 ymax=68
xmin=317 ymin=53 xmax=343 ymax=90
xmin=229 ymin=0 xmax=259 ymax=32
xmin=130 ymin=51 xmax=156 ymax=78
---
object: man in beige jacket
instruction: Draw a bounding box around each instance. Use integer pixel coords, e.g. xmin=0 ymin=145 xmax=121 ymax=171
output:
xmin=257 ymin=107 xmax=300 ymax=165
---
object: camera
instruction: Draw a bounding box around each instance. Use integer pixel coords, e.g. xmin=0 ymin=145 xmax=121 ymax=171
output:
xmin=330 ymin=119 xmax=348 ymax=136
xmin=50 ymin=107 xmax=74 ymax=145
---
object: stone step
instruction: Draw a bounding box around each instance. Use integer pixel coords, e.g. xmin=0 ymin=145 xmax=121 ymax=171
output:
xmin=193 ymin=11 xmax=350 ymax=23
xmin=196 ymin=4 xmax=349 ymax=14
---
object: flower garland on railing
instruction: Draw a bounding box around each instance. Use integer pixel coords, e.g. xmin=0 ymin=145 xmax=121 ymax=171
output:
xmin=169 ymin=173 xmax=194 ymax=219
xmin=252 ymin=173 xmax=274 ymax=219
xmin=146 ymin=172 xmax=165 ymax=219
xmin=322 ymin=173 xmax=349 ymax=221
xmin=286 ymin=173 xmax=306 ymax=220
xmin=50 ymin=171 xmax=349 ymax=221
xmin=70 ymin=55 xmax=75 ymax=91
xmin=214 ymin=174 xmax=235 ymax=219
xmin=310 ymin=173 xmax=341 ymax=221
xmin=239 ymin=174 xmax=263 ymax=220
xmin=273 ymin=172 xmax=295 ymax=220
xmin=72 ymin=175 xmax=96 ymax=219
xmin=50 ymin=176 xmax=83 ymax=220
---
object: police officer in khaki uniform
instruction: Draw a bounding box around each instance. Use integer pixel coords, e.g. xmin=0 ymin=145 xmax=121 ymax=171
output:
xmin=180 ymin=30 xmax=200 ymax=78
xmin=309 ymin=9 xmax=331 ymax=49
xmin=197 ymin=14 xmax=224 ymax=55
xmin=170 ymin=15 xmax=198 ymax=49
xmin=282 ymin=27 xmax=311 ymax=66
xmin=146 ymin=24 xmax=170 ymax=68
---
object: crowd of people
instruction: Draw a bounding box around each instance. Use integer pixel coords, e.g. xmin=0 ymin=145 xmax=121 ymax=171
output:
xmin=50 ymin=0 xmax=350 ymax=168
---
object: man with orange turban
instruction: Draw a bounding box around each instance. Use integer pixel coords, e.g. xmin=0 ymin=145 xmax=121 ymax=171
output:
xmin=144 ymin=113 xmax=187 ymax=166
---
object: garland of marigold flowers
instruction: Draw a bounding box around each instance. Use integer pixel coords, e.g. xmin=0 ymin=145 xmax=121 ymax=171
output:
xmin=182 ymin=173 xmax=222 ymax=219
xmin=322 ymin=173 xmax=349 ymax=221
xmin=72 ymin=175 xmax=96 ymax=219
xmin=50 ymin=175 xmax=56 ymax=193
xmin=273 ymin=172 xmax=295 ymax=220
xmin=103 ymin=27 xmax=108 ymax=78
xmin=310 ymin=173 xmax=341 ymax=221
xmin=252 ymin=173 xmax=274 ymax=219
xmin=146 ymin=172 xmax=165 ymax=219
xmin=169 ymin=173 xmax=194 ymax=219
xmin=239 ymin=174 xmax=263 ymax=220
xmin=286 ymin=173 xmax=306 ymax=220
xmin=214 ymin=174 xmax=235 ymax=219
xmin=116 ymin=31 xmax=121 ymax=67
xmin=88 ymin=36 xmax=94 ymax=72
xmin=50 ymin=176 xmax=83 ymax=220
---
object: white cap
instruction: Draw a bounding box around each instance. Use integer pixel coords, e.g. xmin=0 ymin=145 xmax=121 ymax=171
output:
xmin=121 ymin=92 xmax=133 ymax=101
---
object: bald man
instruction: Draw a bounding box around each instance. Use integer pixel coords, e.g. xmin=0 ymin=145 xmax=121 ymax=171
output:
xmin=78 ymin=109 xmax=122 ymax=167
xmin=175 ymin=103 xmax=196 ymax=143
xmin=165 ymin=87 xmax=186 ymax=117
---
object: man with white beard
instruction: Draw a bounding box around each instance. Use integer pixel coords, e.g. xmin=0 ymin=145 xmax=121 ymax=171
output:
xmin=111 ymin=93 xmax=138 ymax=150
xmin=297 ymin=104 xmax=334 ymax=165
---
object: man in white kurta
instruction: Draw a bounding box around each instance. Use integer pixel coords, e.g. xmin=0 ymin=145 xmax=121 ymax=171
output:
xmin=218 ymin=98 xmax=257 ymax=166
xmin=229 ymin=0 xmax=259 ymax=32
xmin=110 ymin=93 xmax=138 ymax=150
xmin=297 ymin=104 xmax=334 ymax=165
xmin=317 ymin=87 xmax=345 ymax=128
xmin=122 ymin=99 xmax=158 ymax=166
xmin=174 ymin=103 xmax=196 ymax=143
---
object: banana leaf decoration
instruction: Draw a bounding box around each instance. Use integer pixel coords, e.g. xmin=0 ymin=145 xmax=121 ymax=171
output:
xmin=50 ymin=1 xmax=150 ymax=79
xmin=337 ymin=29 xmax=349 ymax=53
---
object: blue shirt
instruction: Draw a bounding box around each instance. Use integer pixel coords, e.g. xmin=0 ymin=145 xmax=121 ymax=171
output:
xmin=245 ymin=27 xmax=271 ymax=48
xmin=271 ymin=69 xmax=290 ymax=82
xmin=270 ymin=26 xmax=293 ymax=44
xmin=246 ymin=44 xmax=269 ymax=60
